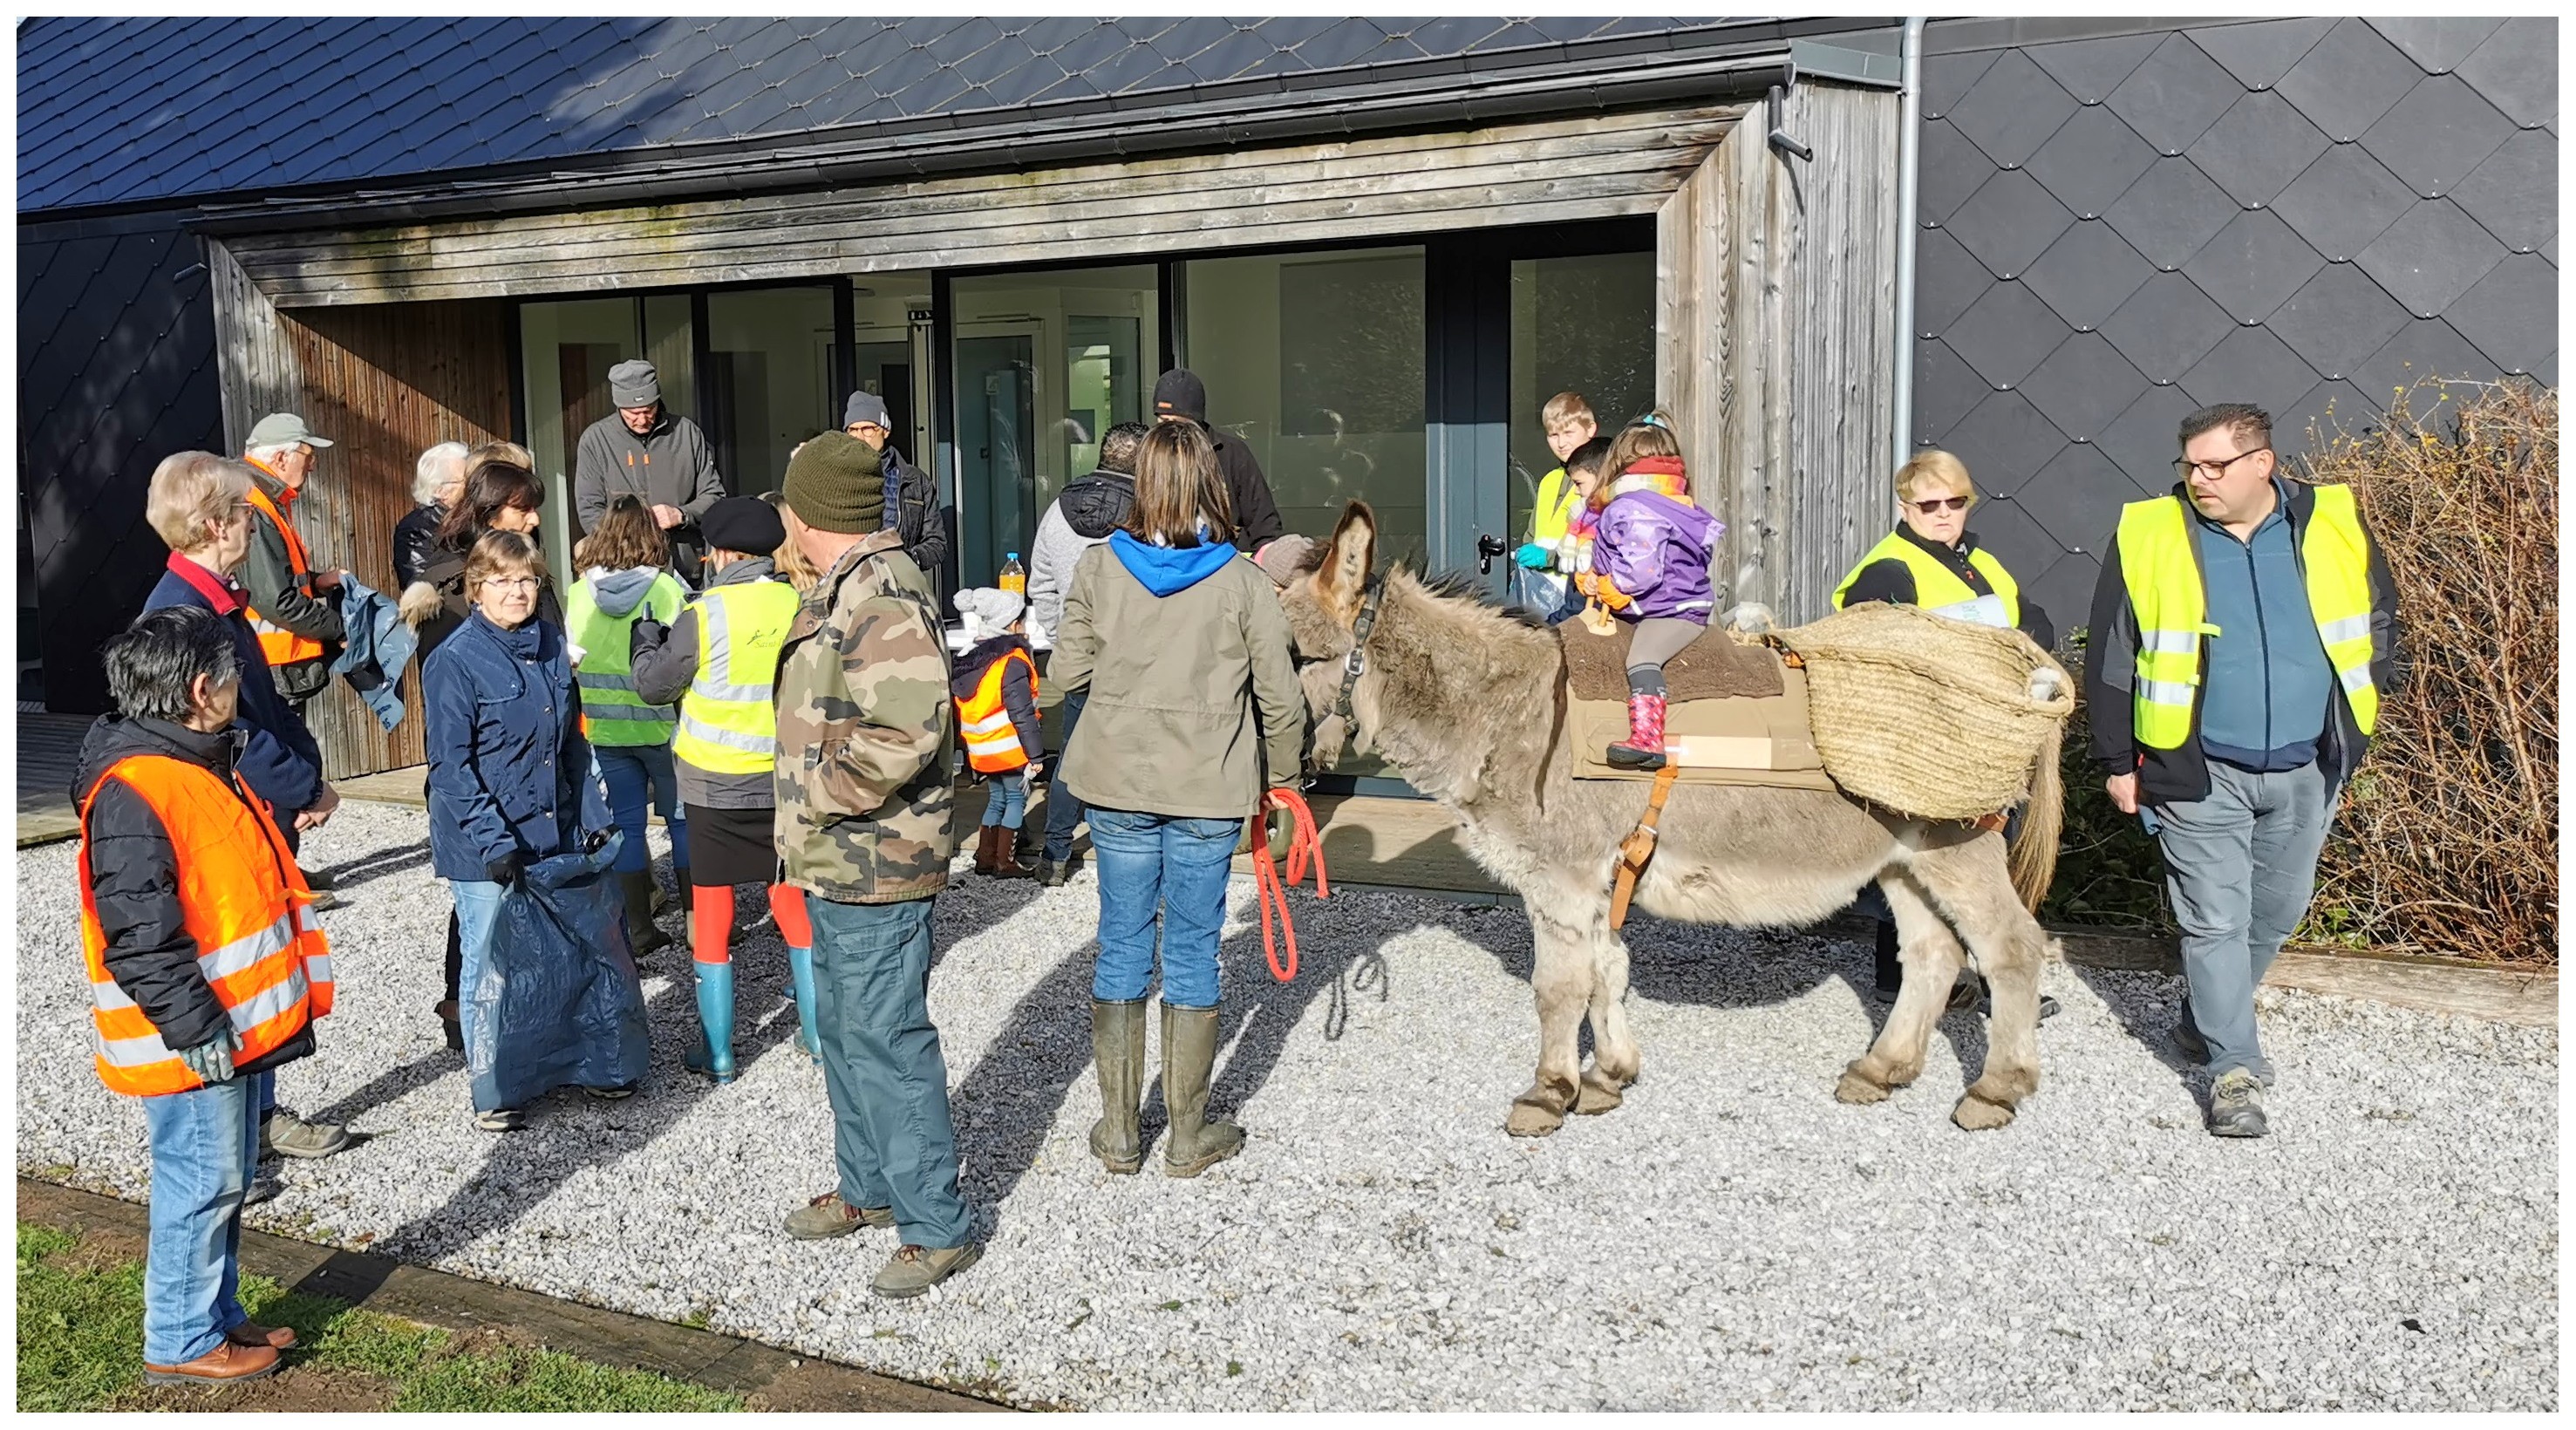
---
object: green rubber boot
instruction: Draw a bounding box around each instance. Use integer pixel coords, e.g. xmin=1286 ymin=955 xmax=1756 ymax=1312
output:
xmin=1159 ymin=1003 xmax=1244 ymax=1178
xmin=1088 ymin=998 xmax=1147 ymax=1174
xmin=685 ymin=960 xmax=737 ymax=1084
xmin=786 ymin=944 xmax=822 ymax=1064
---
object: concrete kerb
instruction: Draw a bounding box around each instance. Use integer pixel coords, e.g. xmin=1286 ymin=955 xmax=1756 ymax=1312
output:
xmin=15 ymin=1175 xmax=1005 ymax=1413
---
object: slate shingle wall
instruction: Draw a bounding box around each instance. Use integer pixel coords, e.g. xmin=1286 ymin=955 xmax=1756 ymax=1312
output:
xmin=1911 ymin=17 xmax=2557 ymax=635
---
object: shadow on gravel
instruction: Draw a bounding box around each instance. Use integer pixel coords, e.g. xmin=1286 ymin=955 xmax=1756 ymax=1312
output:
xmin=315 ymin=842 xmax=435 ymax=894
xmin=2068 ymin=963 xmax=2211 ymax=1110
xmin=304 ymin=1045 xmax=465 ymax=1131
xmin=950 ymin=933 xmax=1101 ymax=1234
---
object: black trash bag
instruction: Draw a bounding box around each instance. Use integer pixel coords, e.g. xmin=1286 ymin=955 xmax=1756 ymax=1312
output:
xmin=467 ymin=843 xmax=649 ymax=1112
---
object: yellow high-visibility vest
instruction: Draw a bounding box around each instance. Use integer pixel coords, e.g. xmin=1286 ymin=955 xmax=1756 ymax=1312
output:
xmin=672 ymin=579 xmax=802 ymax=775
xmin=567 ymin=572 xmax=687 ymax=746
xmin=2115 ymin=487 xmax=2379 ymax=751
xmin=1832 ymin=529 xmax=2022 ymax=628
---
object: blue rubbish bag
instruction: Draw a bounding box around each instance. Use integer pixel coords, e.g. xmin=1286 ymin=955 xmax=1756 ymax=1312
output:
xmin=466 ymin=833 xmax=650 ymax=1112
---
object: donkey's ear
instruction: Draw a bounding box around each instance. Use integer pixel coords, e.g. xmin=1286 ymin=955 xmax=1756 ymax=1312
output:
xmin=1319 ymin=500 xmax=1377 ymax=624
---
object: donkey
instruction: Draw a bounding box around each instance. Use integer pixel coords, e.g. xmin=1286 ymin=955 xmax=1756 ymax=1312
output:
xmin=1278 ymin=503 xmax=2064 ymax=1135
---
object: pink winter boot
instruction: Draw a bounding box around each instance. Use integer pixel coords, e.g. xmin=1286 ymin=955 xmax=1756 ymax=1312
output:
xmin=1607 ymin=692 xmax=1668 ymax=770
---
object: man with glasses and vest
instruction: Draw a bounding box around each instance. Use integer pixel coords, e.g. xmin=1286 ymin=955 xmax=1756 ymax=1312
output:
xmin=2084 ymin=403 xmax=2397 ymax=1139
xmin=237 ymin=414 xmax=350 ymax=712
xmin=75 ymin=606 xmax=335 ymax=1386
xmin=633 ymin=496 xmax=814 ymax=1084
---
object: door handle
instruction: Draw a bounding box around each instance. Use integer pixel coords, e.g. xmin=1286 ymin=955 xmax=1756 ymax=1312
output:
xmin=1475 ymin=534 xmax=1512 ymax=575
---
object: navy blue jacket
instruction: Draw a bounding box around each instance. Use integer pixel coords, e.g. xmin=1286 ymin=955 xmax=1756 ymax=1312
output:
xmin=140 ymin=555 xmax=325 ymax=819
xmin=423 ymin=609 xmax=609 ymax=880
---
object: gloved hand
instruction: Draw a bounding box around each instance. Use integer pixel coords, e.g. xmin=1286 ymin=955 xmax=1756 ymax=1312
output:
xmin=1514 ymin=541 xmax=1551 ymax=570
xmin=630 ymin=618 xmax=670 ymax=652
xmin=175 ymin=1029 xmax=241 ymax=1086
xmin=584 ymin=826 xmax=615 ymax=855
xmin=485 ymin=853 xmax=524 ymax=886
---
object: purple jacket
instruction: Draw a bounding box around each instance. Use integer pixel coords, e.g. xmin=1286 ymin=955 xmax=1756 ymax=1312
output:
xmin=1591 ymin=489 xmax=1722 ymax=623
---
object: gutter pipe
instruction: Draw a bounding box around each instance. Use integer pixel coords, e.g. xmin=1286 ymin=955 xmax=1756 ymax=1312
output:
xmin=1889 ymin=16 xmax=1926 ymax=473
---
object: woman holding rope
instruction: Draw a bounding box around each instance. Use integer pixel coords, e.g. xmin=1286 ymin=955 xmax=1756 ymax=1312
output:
xmin=1049 ymin=420 xmax=1307 ymax=1179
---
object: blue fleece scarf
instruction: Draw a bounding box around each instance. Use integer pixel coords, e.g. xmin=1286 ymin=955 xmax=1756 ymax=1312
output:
xmin=1108 ymin=529 xmax=1237 ymax=596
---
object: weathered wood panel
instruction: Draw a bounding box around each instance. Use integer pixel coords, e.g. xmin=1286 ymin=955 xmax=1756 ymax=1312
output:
xmin=1658 ymin=82 xmax=1899 ymax=623
xmin=209 ymin=240 xmax=303 ymax=451
xmin=227 ymin=106 xmax=1746 ymax=308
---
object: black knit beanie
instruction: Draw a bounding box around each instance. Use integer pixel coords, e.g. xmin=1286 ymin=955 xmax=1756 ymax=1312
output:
xmin=783 ymin=432 xmax=885 ymax=534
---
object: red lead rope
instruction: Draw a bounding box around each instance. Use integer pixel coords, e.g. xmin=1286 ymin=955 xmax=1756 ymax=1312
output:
xmin=1251 ymin=786 xmax=1328 ymax=983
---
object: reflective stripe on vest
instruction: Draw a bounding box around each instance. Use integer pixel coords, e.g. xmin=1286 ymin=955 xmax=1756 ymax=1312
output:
xmin=1832 ymin=528 xmax=2022 ymax=630
xmin=959 ymin=647 xmax=1039 ymax=773
xmin=2115 ymin=487 xmax=2378 ymax=752
xmin=568 ymin=573 xmax=686 ymax=746
xmin=673 ymin=579 xmax=801 ymax=775
xmin=75 ymin=753 xmax=332 ymax=1096
xmin=242 ymin=484 xmax=325 ymax=667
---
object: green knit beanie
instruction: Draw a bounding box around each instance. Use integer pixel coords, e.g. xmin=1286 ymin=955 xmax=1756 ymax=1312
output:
xmin=783 ymin=432 xmax=885 ymax=534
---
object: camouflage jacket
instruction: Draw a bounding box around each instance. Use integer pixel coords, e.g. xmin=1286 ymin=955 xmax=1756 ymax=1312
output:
xmin=773 ymin=528 xmax=955 ymax=903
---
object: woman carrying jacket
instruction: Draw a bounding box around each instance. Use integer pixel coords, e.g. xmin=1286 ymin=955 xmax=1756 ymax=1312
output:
xmin=423 ymin=531 xmax=620 ymax=1130
xmin=1051 ymin=420 xmax=1305 ymax=1180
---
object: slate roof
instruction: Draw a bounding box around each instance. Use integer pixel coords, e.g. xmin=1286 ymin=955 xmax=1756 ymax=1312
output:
xmin=20 ymin=17 xmax=1794 ymax=215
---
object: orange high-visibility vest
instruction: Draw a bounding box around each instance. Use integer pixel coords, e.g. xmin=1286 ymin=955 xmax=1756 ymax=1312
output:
xmin=242 ymin=477 xmax=326 ymax=667
xmin=76 ymin=753 xmax=333 ymax=1097
xmin=959 ymin=648 xmax=1038 ymax=774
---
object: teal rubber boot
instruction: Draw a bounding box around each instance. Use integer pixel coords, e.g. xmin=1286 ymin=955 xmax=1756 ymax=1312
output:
xmin=685 ymin=960 xmax=738 ymax=1084
xmin=786 ymin=944 xmax=822 ymax=1064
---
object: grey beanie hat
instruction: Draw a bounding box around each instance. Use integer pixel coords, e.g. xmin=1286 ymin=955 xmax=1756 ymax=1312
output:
xmin=843 ymin=390 xmax=892 ymax=430
xmin=608 ymin=359 xmax=661 ymax=409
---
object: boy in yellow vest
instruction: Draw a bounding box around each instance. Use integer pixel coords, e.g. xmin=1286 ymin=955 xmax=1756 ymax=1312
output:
xmin=76 ymin=606 xmax=333 ymax=1385
xmin=634 ymin=497 xmax=808 ymax=1081
xmin=2084 ymin=403 xmax=2397 ymax=1139
xmin=951 ymin=586 xmax=1044 ymax=879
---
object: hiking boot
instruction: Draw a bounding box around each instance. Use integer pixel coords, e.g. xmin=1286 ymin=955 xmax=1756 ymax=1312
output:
xmin=784 ymin=1192 xmax=896 ymax=1241
xmin=619 ymin=870 xmax=672 ymax=957
xmin=262 ymin=1110 xmax=350 ymax=1160
xmin=2170 ymin=1016 xmax=2210 ymax=1064
xmin=226 ymin=1321 xmax=297 ymax=1351
xmin=2208 ymin=1068 xmax=2269 ymax=1138
xmin=299 ymin=865 xmax=336 ymax=891
xmin=1089 ymin=998 xmax=1147 ymax=1175
xmin=583 ymin=1084 xmax=634 ymax=1100
xmin=1966 ymin=974 xmax=2061 ymax=1021
xmin=144 ymin=1340 xmax=279 ymax=1386
xmin=242 ymin=1173 xmax=283 ymax=1207
xmin=871 ymin=1243 xmax=983 ymax=1300
xmin=1160 ymin=1003 xmax=1244 ymax=1177
xmin=1605 ymin=692 xmax=1667 ymax=770
xmin=474 ymin=1107 xmax=525 ymax=1133
xmin=304 ymin=889 xmax=343 ymax=914
xmin=1037 ymin=857 xmax=1073 ymax=889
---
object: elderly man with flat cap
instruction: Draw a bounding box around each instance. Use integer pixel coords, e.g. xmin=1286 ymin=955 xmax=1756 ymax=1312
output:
xmin=574 ymin=359 xmax=727 ymax=582
xmin=842 ymin=391 xmax=950 ymax=596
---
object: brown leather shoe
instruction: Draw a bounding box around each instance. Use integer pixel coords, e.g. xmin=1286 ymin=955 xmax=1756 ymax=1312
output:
xmin=226 ymin=1321 xmax=297 ymax=1351
xmin=144 ymin=1339 xmax=280 ymax=1385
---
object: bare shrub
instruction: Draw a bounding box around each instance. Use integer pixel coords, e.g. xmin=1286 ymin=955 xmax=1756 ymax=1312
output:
xmin=2295 ymin=380 xmax=2557 ymax=964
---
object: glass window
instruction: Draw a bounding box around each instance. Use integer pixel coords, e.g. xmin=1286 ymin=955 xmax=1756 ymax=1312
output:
xmin=1182 ymin=247 xmax=1427 ymax=566
xmin=704 ymin=287 xmax=837 ymax=496
xmin=951 ymin=264 xmax=1158 ymax=587
xmin=516 ymin=296 xmax=640 ymax=577
xmin=1506 ymin=252 xmax=1655 ymax=544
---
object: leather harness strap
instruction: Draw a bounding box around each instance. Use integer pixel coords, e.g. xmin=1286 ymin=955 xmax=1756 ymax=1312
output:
xmin=1330 ymin=576 xmax=1386 ymax=763
xmin=1608 ymin=765 xmax=1682 ymax=931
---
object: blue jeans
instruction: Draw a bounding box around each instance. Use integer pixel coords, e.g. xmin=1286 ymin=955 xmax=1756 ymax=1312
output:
xmin=2155 ymin=760 xmax=2334 ymax=1082
xmin=140 ymin=1077 xmax=258 ymax=1365
xmin=596 ymin=744 xmax=686 ymax=875
xmin=808 ymin=896 xmax=970 ymax=1249
xmin=449 ymin=879 xmax=508 ymax=1110
xmin=1088 ymin=807 xmax=1239 ymax=1008
xmin=980 ymin=776 xmax=1026 ymax=829
xmin=1042 ymin=689 xmax=1088 ymax=861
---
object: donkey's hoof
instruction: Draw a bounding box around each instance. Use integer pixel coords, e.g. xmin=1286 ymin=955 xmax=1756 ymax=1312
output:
xmin=1836 ymin=1066 xmax=1892 ymax=1105
xmin=1574 ymin=1069 xmax=1625 ymax=1116
xmin=1951 ymin=1092 xmax=2017 ymax=1131
xmin=1505 ymin=1097 xmax=1566 ymax=1138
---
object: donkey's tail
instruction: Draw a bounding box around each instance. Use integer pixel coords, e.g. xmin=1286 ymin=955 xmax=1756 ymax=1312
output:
xmin=2007 ymin=715 xmax=2064 ymax=914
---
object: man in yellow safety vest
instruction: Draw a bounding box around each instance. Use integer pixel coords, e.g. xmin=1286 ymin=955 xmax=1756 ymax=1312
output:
xmin=2083 ymin=402 xmax=2397 ymax=1140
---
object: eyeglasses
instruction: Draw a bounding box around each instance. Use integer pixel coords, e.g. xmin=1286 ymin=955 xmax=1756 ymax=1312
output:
xmin=1909 ymin=495 xmax=1972 ymax=514
xmin=2175 ymin=447 xmax=2272 ymax=480
xmin=480 ymin=575 xmax=540 ymax=593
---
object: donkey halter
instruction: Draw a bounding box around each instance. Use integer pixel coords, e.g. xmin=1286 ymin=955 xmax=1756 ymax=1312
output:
xmin=1330 ymin=575 xmax=1386 ymax=764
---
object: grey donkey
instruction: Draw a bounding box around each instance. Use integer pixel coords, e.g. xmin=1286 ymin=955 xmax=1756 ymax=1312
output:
xmin=1278 ymin=503 xmax=2064 ymax=1135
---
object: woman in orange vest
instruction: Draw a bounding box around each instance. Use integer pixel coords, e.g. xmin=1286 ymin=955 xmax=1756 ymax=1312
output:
xmin=951 ymin=586 xmax=1044 ymax=879
xmin=76 ymin=607 xmax=333 ymax=1386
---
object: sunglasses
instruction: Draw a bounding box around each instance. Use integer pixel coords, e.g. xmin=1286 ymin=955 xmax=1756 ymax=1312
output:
xmin=1909 ymin=495 xmax=1972 ymax=514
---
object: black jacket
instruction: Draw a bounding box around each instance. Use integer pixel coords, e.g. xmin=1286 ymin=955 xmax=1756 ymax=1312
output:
xmin=74 ymin=716 xmax=317 ymax=1073
xmin=1058 ymin=470 xmax=1136 ymax=539
xmin=1209 ymin=429 xmax=1286 ymax=551
xmin=1840 ymin=525 xmax=2055 ymax=650
xmin=2082 ymin=480 xmax=2401 ymax=807
xmin=392 ymin=503 xmax=445 ymax=593
xmin=882 ymin=446 xmax=950 ymax=594
xmin=410 ymin=535 xmax=565 ymax=666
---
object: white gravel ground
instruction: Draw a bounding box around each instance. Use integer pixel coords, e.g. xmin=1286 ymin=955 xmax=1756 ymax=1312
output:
xmin=17 ymin=799 xmax=2556 ymax=1410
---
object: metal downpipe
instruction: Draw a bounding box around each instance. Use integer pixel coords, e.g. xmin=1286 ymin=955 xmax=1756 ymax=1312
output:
xmin=1889 ymin=16 xmax=1927 ymax=474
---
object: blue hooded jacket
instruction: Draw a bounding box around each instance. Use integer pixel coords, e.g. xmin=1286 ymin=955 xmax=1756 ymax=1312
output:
xmin=1107 ymin=529 xmax=1237 ymax=596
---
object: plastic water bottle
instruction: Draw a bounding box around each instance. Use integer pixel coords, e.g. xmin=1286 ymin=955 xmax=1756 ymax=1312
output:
xmin=998 ymin=553 xmax=1026 ymax=595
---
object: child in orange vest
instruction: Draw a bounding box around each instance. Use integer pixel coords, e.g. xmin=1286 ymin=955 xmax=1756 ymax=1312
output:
xmin=952 ymin=587 xmax=1044 ymax=879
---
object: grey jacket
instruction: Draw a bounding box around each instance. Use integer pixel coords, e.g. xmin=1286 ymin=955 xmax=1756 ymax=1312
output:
xmin=1052 ymin=540 xmax=1305 ymax=820
xmin=573 ymin=408 xmax=726 ymax=576
xmin=632 ymin=556 xmax=786 ymax=810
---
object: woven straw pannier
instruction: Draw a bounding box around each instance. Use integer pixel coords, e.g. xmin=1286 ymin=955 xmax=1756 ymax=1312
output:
xmin=1771 ymin=602 xmax=2075 ymax=821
